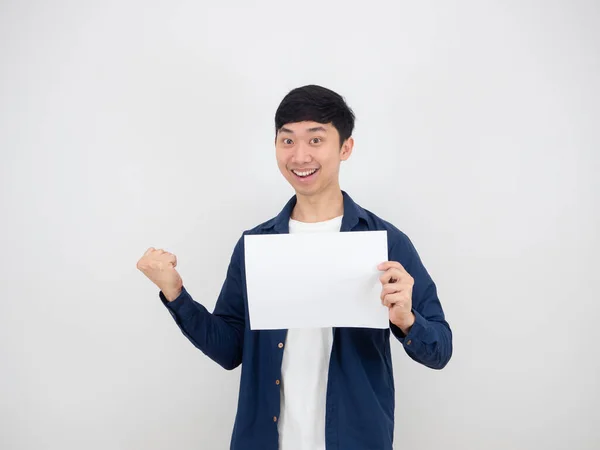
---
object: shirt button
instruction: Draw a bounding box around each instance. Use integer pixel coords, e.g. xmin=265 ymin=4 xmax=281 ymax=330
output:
xmin=273 ymin=416 xmax=278 ymax=422
xmin=275 ymin=379 xmax=280 ymax=385
xmin=278 ymin=342 xmax=284 ymax=349
xmin=407 ymin=339 xmax=412 ymax=345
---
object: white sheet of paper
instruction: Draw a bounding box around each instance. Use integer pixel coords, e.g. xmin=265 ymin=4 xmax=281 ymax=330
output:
xmin=244 ymin=230 xmax=389 ymax=330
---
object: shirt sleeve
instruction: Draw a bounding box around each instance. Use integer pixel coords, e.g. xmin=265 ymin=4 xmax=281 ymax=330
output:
xmin=388 ymin=232 xmax=453 ymax=369
xmin=159 ymin=236 xmax=246 ymax=370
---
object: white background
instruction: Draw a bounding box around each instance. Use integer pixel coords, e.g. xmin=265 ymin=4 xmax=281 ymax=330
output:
xmin=1 ymin=1 xmax=599 ymax=449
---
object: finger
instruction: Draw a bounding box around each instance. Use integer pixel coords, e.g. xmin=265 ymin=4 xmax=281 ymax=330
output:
xmin=384 ymin=299 xmax=404 ymax=308
xmin=377 ymin=261 xmax=408 ymax=273
xmin=382 ymin=292 xmax=405 ymax=308
xmin=382 ymin=291 xmax=400 ymax=306
xmin=144 ymin=247 xmax=156 ymax=256
xmin=383 ymin=293 xmax=411 ymax=310
xmin=379 ymin=267 xmax=404 ymax=284
xmin=164 ymin=253 xmax=177 ymax=268
xmin=379 ymin=268 xmax=398 ymax=284
xmin=380 ymin=283 xmax=402 ymax=301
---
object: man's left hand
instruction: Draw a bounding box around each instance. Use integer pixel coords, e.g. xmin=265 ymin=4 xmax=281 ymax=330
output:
xmin=378 ymin=261 xmax=415 ymax=335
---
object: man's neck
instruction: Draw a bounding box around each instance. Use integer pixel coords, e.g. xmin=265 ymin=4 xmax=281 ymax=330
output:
xmin=291 ymin=187 xmax=344 ymax=223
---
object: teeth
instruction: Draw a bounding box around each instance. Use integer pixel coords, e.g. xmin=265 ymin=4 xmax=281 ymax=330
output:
xmin=293 ymin=169 xmax=317 ymax=177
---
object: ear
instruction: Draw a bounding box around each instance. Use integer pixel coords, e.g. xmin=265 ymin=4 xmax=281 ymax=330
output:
xmin=340 ymin=137 xmax=354 ymax=161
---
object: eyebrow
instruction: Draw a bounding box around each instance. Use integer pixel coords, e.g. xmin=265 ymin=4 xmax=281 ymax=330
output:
xmin=279 ymin=126 xmax=328 ymax=135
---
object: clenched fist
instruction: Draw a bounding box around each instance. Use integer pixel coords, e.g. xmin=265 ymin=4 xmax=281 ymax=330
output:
xmin=136 ymin=247 xmax=183 ymax=302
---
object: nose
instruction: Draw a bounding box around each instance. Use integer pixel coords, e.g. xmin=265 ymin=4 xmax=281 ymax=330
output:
xmin=291 ymin=142 xmax=312 ymax=164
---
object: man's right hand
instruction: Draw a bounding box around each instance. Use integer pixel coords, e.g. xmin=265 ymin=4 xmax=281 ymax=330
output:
xmin=137 ymin=247 xmax=183 ymax=302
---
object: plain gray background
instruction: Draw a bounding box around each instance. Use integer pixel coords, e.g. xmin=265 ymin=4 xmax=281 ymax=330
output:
xmin=1 ymin=1 xmax=599 ymax=449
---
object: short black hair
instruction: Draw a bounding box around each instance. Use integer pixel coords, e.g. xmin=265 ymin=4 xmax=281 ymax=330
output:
xmin=274 ymin=85 xmax=355 ymax=146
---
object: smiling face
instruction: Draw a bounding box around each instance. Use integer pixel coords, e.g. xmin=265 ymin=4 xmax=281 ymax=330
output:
xmin=275 ymin=121 xmax=354 ymax=197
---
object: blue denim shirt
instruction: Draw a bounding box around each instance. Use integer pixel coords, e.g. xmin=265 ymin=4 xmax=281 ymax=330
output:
xmin=160 ymin=191 xmax=452 ymax=449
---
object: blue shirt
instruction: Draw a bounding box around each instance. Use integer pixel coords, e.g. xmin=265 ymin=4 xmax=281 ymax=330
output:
xmin=160 ymin=191 xmax=452 ymax=449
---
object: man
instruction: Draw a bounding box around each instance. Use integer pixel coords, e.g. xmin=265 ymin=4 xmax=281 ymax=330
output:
xmin=137 ymin=85 xmax=452 ymax=450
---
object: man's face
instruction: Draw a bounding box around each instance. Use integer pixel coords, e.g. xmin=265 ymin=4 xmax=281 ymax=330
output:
xmin=275 ymin=121 xmax=353 ymax=197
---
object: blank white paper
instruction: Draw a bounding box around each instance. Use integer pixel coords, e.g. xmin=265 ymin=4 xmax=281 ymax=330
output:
xmin=244 ymin=230 xmax=389 ymax=330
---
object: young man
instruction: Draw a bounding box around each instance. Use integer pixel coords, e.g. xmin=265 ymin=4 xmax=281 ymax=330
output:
xmin=137 ymin=85 xmax=452 ymax=450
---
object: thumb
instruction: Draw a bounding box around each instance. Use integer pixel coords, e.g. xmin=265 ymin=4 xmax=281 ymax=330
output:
xmin=164 ymin=253 xmax=177 ymax=268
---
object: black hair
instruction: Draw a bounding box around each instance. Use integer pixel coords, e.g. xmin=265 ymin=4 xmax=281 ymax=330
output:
xmin=274 ymin=85 xmax=355 ymax=146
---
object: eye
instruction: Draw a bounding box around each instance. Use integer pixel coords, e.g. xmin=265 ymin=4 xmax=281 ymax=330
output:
xmin=310 ymin=137 xmax=322 ymax=144
xmin=283 ymin=138 xmax=293 ymax=145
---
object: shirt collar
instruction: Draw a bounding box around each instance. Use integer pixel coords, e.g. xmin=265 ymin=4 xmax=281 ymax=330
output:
xmin=270 ymin=190 xmax=368 ymax=233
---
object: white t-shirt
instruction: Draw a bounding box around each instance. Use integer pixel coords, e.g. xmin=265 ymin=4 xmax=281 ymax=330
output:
xmin=277 ymin=215 xmax=343 ymax=450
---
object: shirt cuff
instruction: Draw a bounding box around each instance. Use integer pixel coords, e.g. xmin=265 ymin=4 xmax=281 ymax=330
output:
xmin=159 ymin=286 xmax=196 ymax=321
xmin=390 ymin=309 xmax=428 ymax=351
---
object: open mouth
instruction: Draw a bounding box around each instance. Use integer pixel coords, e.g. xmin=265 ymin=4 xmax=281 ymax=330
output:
xmin=291 ymin=168 xmax=319 ymax=180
